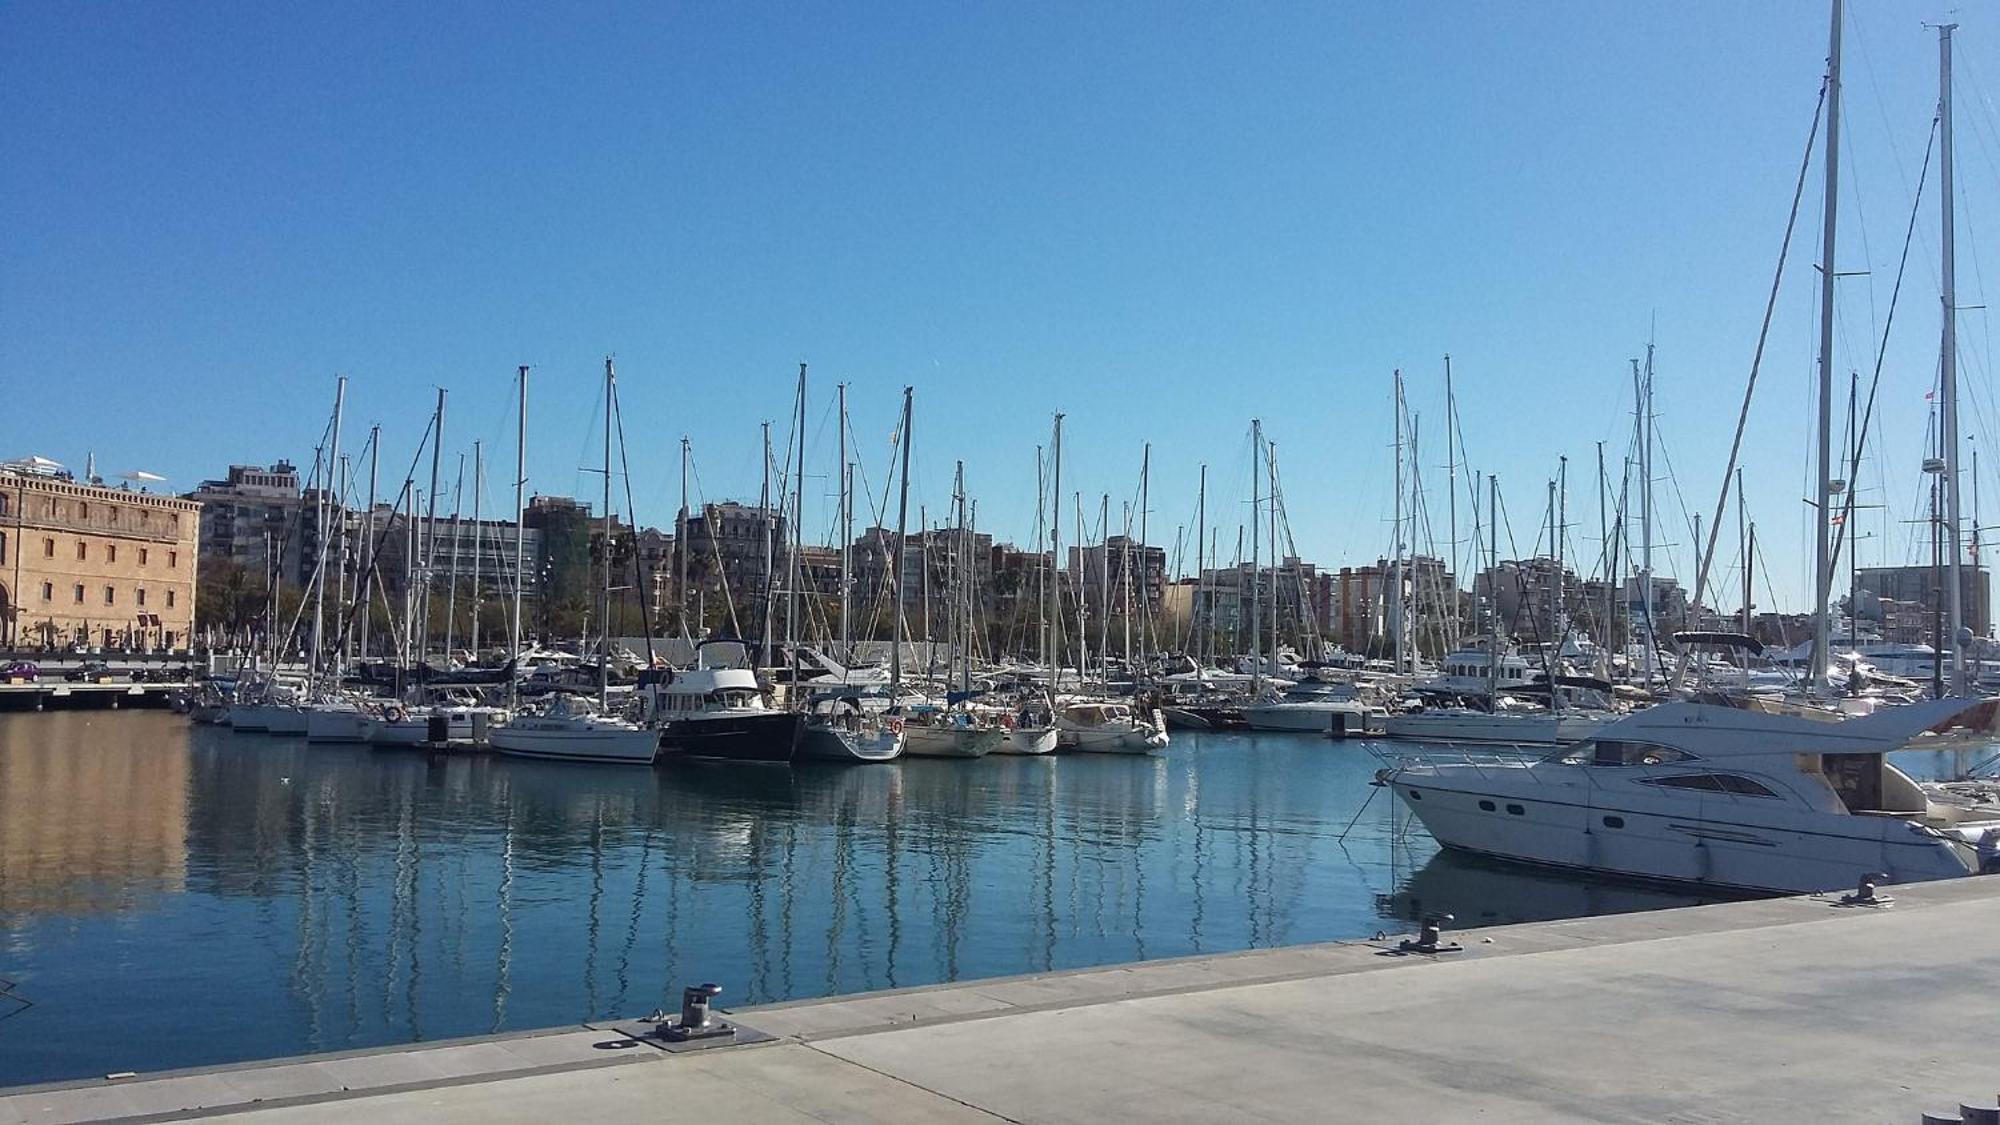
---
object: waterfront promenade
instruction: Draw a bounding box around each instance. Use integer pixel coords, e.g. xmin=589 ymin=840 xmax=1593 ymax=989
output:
xmin=4 ymin=875 xmax=1994 ymax=1123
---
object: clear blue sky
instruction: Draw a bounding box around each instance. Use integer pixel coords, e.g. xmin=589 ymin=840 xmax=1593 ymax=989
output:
xmin=5 ymin=2 xmax=1996 ymax=612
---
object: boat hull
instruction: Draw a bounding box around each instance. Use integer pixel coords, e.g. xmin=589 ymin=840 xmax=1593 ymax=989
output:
xmin=660 ymin=711 xmax=803 ymax=764
xmin=797 ymin=724 xmax=903 ymax=762
xmin=903 ymin=725 xmax=1002 ymax=758
xmin=306 ymin=707 xmax=370 ymax=743
xmin=1389 ymin=771 xmax=1976 ymax=894
xmin=994 ymin=726 xmax=1059 ymax=755
xmin=1241 ymin=703 xmax=1371 ymax=733
xmin=489 ymin=723 xmax=658 ymax=765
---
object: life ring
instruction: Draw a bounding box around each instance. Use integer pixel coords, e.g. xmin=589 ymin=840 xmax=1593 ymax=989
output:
xmin=887 ymin=717 xmax=904 ymax=734
xmin=999 ymin=713 xmax=1017 ymax=730
xmin=385 ymin=705 xmax=407 ymax=724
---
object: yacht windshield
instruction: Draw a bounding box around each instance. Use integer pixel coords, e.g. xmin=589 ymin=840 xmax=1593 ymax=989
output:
xmin=1544 ymin=739 xmax=1698 ymax=767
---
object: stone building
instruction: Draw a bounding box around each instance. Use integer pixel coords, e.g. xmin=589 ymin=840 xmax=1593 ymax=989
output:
xmin=1 ymin=459 xmax=201 ymax=651
xmin=186 ymin=461 xmax=311 ymax=586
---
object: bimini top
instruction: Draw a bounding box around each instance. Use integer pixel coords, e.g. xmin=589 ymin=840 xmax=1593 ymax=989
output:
xmin=1572 ymin=698 xmax=1983 ymax=762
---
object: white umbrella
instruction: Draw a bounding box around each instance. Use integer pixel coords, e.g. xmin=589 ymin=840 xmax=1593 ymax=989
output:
xmin=120 ymin=470 xmax=167 ymax=482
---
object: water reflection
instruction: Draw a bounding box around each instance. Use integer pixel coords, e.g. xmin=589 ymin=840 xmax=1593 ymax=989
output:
xmin=0 ymin=717 xmax=1700 ymax=1085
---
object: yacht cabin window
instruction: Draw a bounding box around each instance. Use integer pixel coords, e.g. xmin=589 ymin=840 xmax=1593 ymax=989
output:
xmin=1548 ymin=740 xmax=1698 ymax=767
xmin=1638 ymin=773 xmax=1778 ymax=798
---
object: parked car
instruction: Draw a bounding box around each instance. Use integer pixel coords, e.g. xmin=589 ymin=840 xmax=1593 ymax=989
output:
xmin=0 ymin=661 xmax=39 ymax=684
xmin=64 ymin=661 xmax=113 ymax=683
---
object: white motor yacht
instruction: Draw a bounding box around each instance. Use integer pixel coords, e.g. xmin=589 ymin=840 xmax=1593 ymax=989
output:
xmin=646 ymin=642 xmax=802 ymax=764
xmin=1380 ymin=698 xmax=2000 ymax=894
xmin=1056 ymin=700 xmax=1169 ymax=754
xmin=488 ymin=695 xmax=657 ymax=765
xmin=1241 ymin=680 xmax=1384 ymax=734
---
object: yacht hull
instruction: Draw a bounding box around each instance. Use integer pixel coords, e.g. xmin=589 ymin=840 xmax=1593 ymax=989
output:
xmin=903 ymin=726 xmax=1002 ymax=758
xmin=797 ymin=725 xmax=903 ymax=762
xmin=660 ymin=711 xmax=803 ymax=764
xmin=994 ymin=726 xmax=1059 ymax=755
xmin=1241 ymin=703 xmax=1371 ymax=733
xmin=489 ymin=724 xmax=658 ymax=765
xmin=306 ymin=707 xmax=370 ymax=743
xmin=1390 ymin=772 xmax=1975 ymax=894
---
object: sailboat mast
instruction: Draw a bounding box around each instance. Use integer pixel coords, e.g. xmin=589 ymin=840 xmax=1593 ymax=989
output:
xmin=1139 ymin=442 xmax=1151 ymax=672
xmin=1738 ymin=467 xmax=1751 ymax=636
xmin=443 ymin=453 xmax=464 ymax=659
xmin=335 ymin=453 xmax=351 ymax=670
xmin=890 ymin=387 xmax=913 ymax=694
xmin=1049 ymin=414 xmax=1064 ymax=684
xmin=788 ymin=364 xmax=805 ymax=683
xmin=1488 ymin=474 xmax=1501 ymax=700
xmin=1195 ymin=463 xmax=1207 ymax=667
xmin=678 ymin=436 xmax=690 ymax=642
xmin=361 ymin=424 xmax=379 ymax=660
xmin=1940 ymin=19 xmax=1966 ymax=694
xmin=1555 ymin=455 xmax=1567 ymax=648
xmin=510 ymin=367 xmax=527 ymax=706
xmin=599 ymin=359 xmax=614 ymax=709
xmin=1391 ymin=373 xmax=1405 ymax=674
xmin=419 ymin=389 xmax=445 ymax=664
xmin=759 ymin=421 xmax=774 ymax=667
xmin=470 ymin=441 xmax=483 ymax=657
xmin=838 ymin=383 xmax=850 ymax=661
xmin=1268 ymin=441 xmax=1279 ymax=672
xmin=1250 ymin=418 xmax=1263 ymax=695
xmin=314 ymin=376 xmax=346 ymax=691
xmin=1445 ymin=356 xmax=1458 ymax=609
xmin=1809 ymin=0 xmax=1844 ymax=688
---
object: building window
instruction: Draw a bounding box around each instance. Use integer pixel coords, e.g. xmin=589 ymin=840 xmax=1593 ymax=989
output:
xmin=104 ymin=586 xmax=114 ymax=605
xmin=137 ymin=588 xmax=146 ymax=607
xmin=169 ymin=550 xmax=178 ymax=568
xmin=78 ymin=502 xmax=89 ymax=519
xmin=140 ymin=547 xmax=149 ymax=566
xmin=41 ymin=582 xmax=52 ymax=601
xmin=107 ymin=506 xmax=117 ymax=522
xmin=106 ymin=544 xmax=117 ymax=564
xmin=73 ymin=584 xmax=84 ymax=604
xmin=44 ymin=538 xmax=54 ymax=558
xmin=166 ymin=590 xmax=176 ymax=608
xmin=0 ymin=531 xmax=6 ymax=565
xmin=78 ymin=541 xmax=89 ymax=561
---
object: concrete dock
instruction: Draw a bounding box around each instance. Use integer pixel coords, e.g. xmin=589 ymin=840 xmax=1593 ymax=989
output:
xmin=5 ymin=876 xmax=1997 ymax=1123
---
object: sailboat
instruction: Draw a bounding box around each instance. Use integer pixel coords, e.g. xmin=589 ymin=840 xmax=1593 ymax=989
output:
xmin=793 ymin=369 xmax=905 ymax=763
xmin=490 ymin=359 xmax=659 ymax=766
xmin=904 ymin=456 xmax=1001 ymax=759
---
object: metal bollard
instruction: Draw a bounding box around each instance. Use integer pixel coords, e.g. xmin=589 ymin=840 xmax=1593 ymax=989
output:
xmin=1961 ymin=1104 xmax=2000 ymax=1125
xmin=1924 ymin=1114 xmax=1964 ymax=1125
xmin=680 ymin=983 xmax=722 ymax=1031
xmin=1840 ymin=872 xmax=1890 ymax=906
xmin=1399 ymin=913 xmax=1462 ymax=954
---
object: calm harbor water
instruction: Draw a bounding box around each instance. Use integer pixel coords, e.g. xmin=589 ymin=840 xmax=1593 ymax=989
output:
xmin=16 ymin=708 xmax=1957 ymax=1086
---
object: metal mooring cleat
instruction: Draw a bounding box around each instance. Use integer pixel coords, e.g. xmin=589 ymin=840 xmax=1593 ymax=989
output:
xmin=663 ymin=982 xmax=735 ymax=1042
xmin=1398 ymin=913 xmax=1463 ymax=955
xmin=1839 ymin=873 xmax=1892 ymax=907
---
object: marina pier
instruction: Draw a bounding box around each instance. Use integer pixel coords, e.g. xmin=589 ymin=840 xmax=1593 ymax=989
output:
xmin=3 ymin=876 xmax=1995 ymax=1123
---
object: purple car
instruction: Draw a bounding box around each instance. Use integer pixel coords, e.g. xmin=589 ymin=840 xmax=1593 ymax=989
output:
xmin=1 ymin=661 xmax=40 ymax=683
